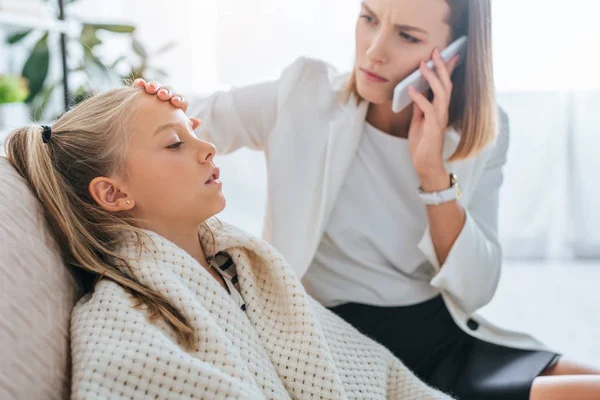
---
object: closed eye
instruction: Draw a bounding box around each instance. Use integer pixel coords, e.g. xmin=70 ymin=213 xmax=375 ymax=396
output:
xmin=167 ymin=141 xmax=185 ymax=150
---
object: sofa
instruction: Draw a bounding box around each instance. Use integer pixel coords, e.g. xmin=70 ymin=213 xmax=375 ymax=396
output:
xmin=0 ymin=157 xmax=84 ymax=400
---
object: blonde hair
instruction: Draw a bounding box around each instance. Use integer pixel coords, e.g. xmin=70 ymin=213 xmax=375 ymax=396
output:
xmin=4 ymin=87 xmax=196 ymax=350
xmin=342 ymin=0 xmax=497 ymax=162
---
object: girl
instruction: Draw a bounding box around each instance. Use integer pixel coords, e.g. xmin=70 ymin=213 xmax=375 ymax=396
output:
xmin=144 ymin=0 xmax=600 ymax=398
xmin=4 ymin=86 xmax=449 ymax=399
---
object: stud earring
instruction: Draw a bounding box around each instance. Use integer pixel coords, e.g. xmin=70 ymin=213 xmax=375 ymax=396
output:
xmin=126 ymin=200 xmax=131 ymax=205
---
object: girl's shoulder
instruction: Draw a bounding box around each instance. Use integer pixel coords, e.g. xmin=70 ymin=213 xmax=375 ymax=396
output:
xmin=71 ymin=280 xmax=135 ymax=318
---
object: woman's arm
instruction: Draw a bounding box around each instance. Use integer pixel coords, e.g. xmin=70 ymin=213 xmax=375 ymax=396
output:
xmin=190 ymin=79 xmax=280 ymax=154
xmin=418 ymin=110 xmax=510 ymax=314
xmin=406 ymin=51 xmax=508 ymax=314
xmin=419 ymin=173 xmax=467 ymax=267
xmin=135 ymin=57 xmax=311 ymax=155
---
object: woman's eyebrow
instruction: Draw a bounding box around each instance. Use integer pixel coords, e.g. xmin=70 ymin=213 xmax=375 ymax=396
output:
xmin=361 ymin=2 xmax=428 ymax=35
xmin=395 ymin=24 xmax=428 ymax=34
xmin=361 ymin=2 xmax=376 ymax=16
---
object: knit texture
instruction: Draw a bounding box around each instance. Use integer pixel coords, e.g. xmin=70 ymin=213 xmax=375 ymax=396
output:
xmin=70 ymin=219 xmax=452 ymax=399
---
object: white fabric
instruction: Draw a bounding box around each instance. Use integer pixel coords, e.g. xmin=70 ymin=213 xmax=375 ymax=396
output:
xmin=304 ymin=122 xmax=439 ymax=308
xmin=191 ymin=56 xmax=551 ymax=353
xmin=70 ymin=220 xmax=451 ymax=400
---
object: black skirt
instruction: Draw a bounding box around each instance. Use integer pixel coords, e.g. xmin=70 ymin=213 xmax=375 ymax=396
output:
xmin=329 ymin=296 xmax=560 ymax=400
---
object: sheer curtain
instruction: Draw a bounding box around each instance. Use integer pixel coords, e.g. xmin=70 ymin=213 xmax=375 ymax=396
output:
xmin=492 ymin=0 xmax=600 ymax=259
xmin=80 ymin=0 xmax=600 ymax=258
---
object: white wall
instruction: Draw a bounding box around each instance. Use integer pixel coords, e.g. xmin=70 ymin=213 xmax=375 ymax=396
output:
xmin=72 ymin=0 xmax=600 ymax=92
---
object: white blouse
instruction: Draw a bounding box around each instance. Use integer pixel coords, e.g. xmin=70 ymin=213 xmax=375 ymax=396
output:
xmin=304 ymin=122 xmax=440 ymax=307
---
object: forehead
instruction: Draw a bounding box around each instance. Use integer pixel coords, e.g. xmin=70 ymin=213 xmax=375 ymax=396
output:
xmin=364 ymin=0 xmax=450 ymax=29
xmin=128 ymin=95 xmax=189 ymax=140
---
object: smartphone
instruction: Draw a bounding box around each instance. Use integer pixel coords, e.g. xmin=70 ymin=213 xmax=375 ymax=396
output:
xmin=392 ymin=36 xmax=468 ymax=113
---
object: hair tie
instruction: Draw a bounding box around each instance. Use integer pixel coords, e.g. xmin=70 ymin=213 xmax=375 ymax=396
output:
xmin=41 ymin=125 xmax=52 ymax=144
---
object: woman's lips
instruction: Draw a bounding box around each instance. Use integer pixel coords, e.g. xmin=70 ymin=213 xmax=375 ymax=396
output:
xmin=360 ymin=68 xmax=389 ymax=83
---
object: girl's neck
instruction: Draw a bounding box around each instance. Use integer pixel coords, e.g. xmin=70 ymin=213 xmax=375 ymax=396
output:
xmin=139 ymin=221 xmax=209 ymax=268
xmin=148 ymin=222 xmax=229 ymax=290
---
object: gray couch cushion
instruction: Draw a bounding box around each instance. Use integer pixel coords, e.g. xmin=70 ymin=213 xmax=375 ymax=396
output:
xmin=0 ymin=157 xmax=83 ymax=400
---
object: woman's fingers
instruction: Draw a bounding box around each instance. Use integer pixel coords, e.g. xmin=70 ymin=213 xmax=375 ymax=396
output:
xmin=428 ymin=49 xmax=460 ymax=119
xmin=431 ymin=49 xmax=455 ymax=93
xmin=157 ymin=85 xmax=175 ymax=101
xmin=190 ymin=117 xmax=201 ymax=130
xmin=411 ymin=98 xmax=424 ymax=125
xmin=170 ymin=94 xmax=189 ymax=112
xmin=408 ymin=86 xmax=435 ymax=117
xmin=420 ymin=60 xmax=447 ymax=104
xmin=132 ymin=79 xmax=188 ymax=111
xmin=132 ymin=78 xmax=146 ymax=88
xmin=447 ymin=55 xmax=460 ymax=76
xmin=145 ymin=81 xmax=162 ymax=94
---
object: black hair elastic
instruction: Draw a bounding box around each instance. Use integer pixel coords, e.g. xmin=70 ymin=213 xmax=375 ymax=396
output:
xmin=41 ymin=125 xmax=52 ymax=144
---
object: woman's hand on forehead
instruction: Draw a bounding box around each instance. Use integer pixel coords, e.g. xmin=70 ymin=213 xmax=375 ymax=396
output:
xmin=133 ymin=78 xmax=188 ymax=113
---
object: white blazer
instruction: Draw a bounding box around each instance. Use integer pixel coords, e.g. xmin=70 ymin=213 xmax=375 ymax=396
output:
xmin=191 ymin=57 xmax=549 ymax=352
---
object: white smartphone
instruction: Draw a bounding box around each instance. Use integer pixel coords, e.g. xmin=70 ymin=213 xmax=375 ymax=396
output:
xmin=392 ymin=36 xmax=468 ymax=113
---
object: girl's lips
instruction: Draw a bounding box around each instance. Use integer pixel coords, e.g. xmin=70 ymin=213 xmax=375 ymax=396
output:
xmin=205 ymin=166 xmax=221 ymax=184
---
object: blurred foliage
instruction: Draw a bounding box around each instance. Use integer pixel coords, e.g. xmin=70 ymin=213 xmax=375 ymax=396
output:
xmin=5 ymin=0 xmax=175 ymax=119
xmin=0 ymin=75 xmax=30 ymax=104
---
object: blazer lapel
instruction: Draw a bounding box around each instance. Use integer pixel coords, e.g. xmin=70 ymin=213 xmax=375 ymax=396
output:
xmin=319 ymin=105 xmax=464 ymax=230
xmin=317 ymin=100 xmax=369 ymax=238
xmin=298 ymin=99 xmax=464 ymax=277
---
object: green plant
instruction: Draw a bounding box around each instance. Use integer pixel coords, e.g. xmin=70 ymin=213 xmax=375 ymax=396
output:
xmin=0 ymin=75 xmax=30 ymax=104
xmin=6 ymin=0 xmax=174 ymax=119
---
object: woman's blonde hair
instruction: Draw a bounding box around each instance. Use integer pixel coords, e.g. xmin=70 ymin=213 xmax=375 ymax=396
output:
xmin=342 ymin=0 xmax=497 ymax=162
xmin=4 ymin=87 xmax=196 ymax=350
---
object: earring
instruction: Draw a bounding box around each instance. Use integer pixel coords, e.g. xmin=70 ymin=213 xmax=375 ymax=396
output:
xmin=126 ymin=200 xmax=131 ymax=205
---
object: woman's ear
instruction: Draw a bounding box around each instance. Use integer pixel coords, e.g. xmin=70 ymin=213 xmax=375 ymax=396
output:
xmin=88 ymin=177 xmax=134 ymax=212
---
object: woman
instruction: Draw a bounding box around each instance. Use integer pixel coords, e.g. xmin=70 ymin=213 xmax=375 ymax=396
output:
xmin=145 ymin=0 xmax=600 ymax=398
xmin=4 ymin=87 xmax=450 ymax=399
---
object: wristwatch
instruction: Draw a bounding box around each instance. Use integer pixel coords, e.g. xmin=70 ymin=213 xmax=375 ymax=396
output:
xmin=417 ymin=173 xmax=462 ymax=206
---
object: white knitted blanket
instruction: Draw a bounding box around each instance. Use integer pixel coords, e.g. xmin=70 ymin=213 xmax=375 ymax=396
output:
xmin=70 ymin=220 xmax=451 ymax=399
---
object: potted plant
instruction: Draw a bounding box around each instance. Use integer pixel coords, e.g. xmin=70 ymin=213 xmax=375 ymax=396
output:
xmin=0 ymin=75 xmax=30 ymax=128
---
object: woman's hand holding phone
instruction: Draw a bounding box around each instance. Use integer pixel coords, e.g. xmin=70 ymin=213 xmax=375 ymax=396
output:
xmin=407 ymin=49 xmax=460 ymax=191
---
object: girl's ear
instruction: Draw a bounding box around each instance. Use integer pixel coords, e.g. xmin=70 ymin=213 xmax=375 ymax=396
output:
xmin=89 ymin=177 xmax=135 ymax=212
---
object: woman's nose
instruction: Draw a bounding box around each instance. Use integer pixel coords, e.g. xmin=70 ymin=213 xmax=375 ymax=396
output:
xmin=366 ymin=32 xmax=388 ymax=64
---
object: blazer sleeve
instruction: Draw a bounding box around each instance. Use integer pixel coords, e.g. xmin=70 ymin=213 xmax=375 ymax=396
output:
xmin=189 ymin=57 xmax=314 ymax=155
xmin=418 ymin=108 xmax=510 ymax=314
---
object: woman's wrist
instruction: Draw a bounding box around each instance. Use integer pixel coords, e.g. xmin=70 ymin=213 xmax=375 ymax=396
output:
xmin=418 ymin=167 xmax=449 ymax=192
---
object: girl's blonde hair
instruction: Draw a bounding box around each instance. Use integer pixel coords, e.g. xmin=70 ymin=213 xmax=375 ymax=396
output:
xmin=342 ymin=0 xmax=497 ymax=162
xmin=4 ymin=87 xmax=196 ymax=350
